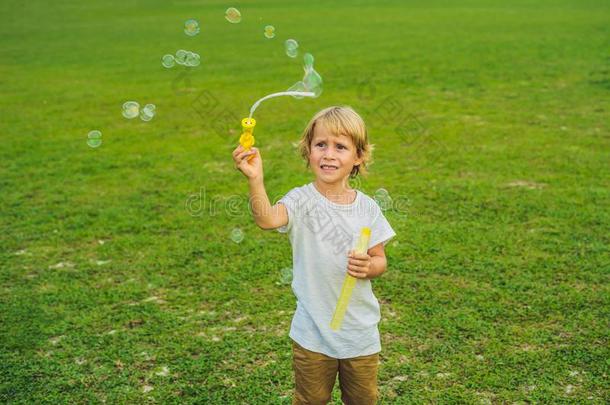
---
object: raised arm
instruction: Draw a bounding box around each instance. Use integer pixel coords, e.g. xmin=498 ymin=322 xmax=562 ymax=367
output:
xmin=232 ymin=144 xmax=288 ymax=230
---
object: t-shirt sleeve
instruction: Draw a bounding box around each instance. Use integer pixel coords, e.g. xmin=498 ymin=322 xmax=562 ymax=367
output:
xmin=368 ymin=205 xmax=396 ymax=248
xmin=276 ymin=188 xmax=300 ymax=234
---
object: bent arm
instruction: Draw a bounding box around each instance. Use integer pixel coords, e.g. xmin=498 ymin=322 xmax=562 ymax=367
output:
xmin=366 ymin=242 xmax=388 ymax=280
xmin=248 ymin=178 xmax=288 ymax=230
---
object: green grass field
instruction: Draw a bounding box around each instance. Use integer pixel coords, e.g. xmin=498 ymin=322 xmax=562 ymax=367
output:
xmin=1 ymin=0 xmax=609 ymax=403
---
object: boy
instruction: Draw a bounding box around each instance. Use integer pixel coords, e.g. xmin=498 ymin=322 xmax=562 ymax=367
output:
xmin=232 ymin=106 xmax=396 ymax=404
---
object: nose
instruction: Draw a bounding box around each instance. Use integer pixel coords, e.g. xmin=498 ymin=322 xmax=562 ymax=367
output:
xmin=322 ymin=149 xmax=336 ymax=160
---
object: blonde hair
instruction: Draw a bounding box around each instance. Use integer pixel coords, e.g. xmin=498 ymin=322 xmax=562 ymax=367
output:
xmin=298 ymin=106 xmax=374 ymax=178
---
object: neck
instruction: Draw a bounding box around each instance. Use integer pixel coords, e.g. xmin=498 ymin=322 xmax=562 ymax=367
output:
xmin=313 ymin=178 xmax=355 ymax=202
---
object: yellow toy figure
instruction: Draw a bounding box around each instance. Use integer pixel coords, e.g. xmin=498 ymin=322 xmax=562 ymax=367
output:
xmin=239 ymin=117 xmax=256 ymax=162
xmin=330 ymin=227 xmax=371 ymax=331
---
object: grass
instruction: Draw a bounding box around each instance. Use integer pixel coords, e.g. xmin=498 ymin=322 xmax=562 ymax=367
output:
xmin=1 ymin=0 xmax=609 ymax=403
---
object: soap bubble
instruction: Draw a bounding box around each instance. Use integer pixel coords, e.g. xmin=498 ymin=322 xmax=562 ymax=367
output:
xmin=184 ymin=19 xmax=200 ymax=36
xmin=374 ymin=188 xmax=392 ymax=211
xmin=185 ymin=52 xmax=200 ymax=67
xmin=140 ymin=104 xmax=155 ymax=122
xmin=87 ymin=130 xmax=102 ymax=148
xmin=285 ymin=39 xmax=299 ymax=58
xmin=287 ymin=81 xmax=306 ymax=99
xmin=303 ymin=69 xmax=323 ymax=97
xmin=375 ymin=188 xmax=389 ymax=197
xmin=161 ymin=54 xmax=175 ymax=68
xmin=225 ymin=7 xmax=241 ymax=24
xmin=279 ymin=267 xmax=293 ymax=285
xmin=285 ymin=39 xmax=298 ymax=50
xmin=264 ymin=25 xmax=275 ymax=39
xmin=301 ymin=53 xmax=323 ymax=97
xmin=122 ymin=101 xmax=140 ymax=119
xmin=175 ymin=50 xmax=200 ymax=67
xmin=303 ymin=53 xmax=314 ymax=71
xmin=230 ymin=227 xmax=244 ymax=243
xmin=175 ymin=49 xmax=188 ymax=65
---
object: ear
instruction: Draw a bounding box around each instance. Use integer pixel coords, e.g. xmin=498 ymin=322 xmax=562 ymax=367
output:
xmin=354 ymin=148 xmax=364 ymax=166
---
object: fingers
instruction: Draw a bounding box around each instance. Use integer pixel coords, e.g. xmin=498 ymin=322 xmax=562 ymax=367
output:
xmin=348 ymin=254 xmax=370 ymax=266
xmin=347 ymin=267 xmax=367 ymax=278
xmin=232 ymin=145 xmax=243 ymax=158
xmin=348 ymin=263 xmax=368 ymax=271
xmin=234 ymin=148 xmax=257 ymax=168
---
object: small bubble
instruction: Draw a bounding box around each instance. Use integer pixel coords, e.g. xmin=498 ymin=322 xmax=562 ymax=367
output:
xmin=122 ymin=101 xmax=140 ymax=119
xmin=184 ymin=19 xmax=200 ymax=36
xmin=230 ymin=228 xmax=244 ymax=243
xmin=279 ymin=267 xmax=293 ymax=285
xmin=225 ymin=7 xmax=242 ymax=24
xmin=303 ymin=53 xmax=314 ymax=70
xmin=175 ymin=50 xmax=199 ymax=67
xmin=375 ymin=188 xmax=389 ymax=197
xmin=185 ymin=52 xmax=201 ymax=67
xmin=87 ymin=130 xmax=102 ymax=148
xmin=161 ymin=54 xmax=175 ymax=68
xmin=264 ymin=25 xmax=275 ymax=39
xmin=140 ymin=104 xmax=155 ymax=122
xmin=375 ymin=196 xmax=392 ymax=211
xmin=374 ymin=188 xmax=392 ymax=211
xmin=285 ymin=39 xmax=298 ymax=50
xmin=175 ymin=49 xmax=188 ymax=65
xmin=285 ymin=39 xmax=299 ymax=58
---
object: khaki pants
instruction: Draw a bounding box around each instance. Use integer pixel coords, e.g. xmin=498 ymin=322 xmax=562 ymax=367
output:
xmin=292 ymin=339 xmax=379 ymax=405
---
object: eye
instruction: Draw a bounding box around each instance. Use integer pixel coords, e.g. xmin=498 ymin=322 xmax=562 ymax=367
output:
xmin=337 ymin=144 xmax=347 ymax=150
xmin=316 ymin=142 xmax=325 ymax=147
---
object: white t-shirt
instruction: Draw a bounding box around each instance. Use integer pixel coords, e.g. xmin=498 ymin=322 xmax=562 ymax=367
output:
xmin=277 ymin=182 xmax=396 ymax=358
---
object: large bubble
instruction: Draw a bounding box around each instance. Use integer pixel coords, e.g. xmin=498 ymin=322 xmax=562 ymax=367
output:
xmin=225 ymin=7 xmax=242 ymax=24
xmin=301 ymin=53 xmax=323 ymax=97
xmin=287 ymin=81 xmax=306 ymax=99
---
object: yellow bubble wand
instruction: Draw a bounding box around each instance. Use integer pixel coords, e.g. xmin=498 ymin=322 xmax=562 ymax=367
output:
xmin=330 ymin=227 xmax=371 ymax=331
xmin=239 ymin=117 xmax=256 ymax=162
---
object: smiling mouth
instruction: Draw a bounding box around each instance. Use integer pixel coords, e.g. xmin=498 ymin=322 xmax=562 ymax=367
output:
xmin=320 ymin=164 xmax=338 ymax=170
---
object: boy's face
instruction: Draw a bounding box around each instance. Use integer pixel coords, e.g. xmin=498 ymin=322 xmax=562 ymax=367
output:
xmin=309 ymin=122 xmax=363 ymax=186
